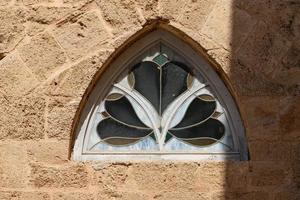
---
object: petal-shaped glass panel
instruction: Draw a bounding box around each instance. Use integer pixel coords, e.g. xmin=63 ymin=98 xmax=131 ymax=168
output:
xmin=132 ymin=61 xmax=160 ymax=111
xmin=161 ymin=62 xmax=189 ymax=112
xmin=97 ymin=118 xmax=152 ymax=145
xmin=105 ymin=96 xmax=148 ymax=128
xmin=173 ymin=97 xmax=216 ymax=129
xmin=170 ymin=118 xmax=225 ymax=142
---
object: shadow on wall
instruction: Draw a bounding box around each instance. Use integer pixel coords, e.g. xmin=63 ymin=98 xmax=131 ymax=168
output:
xmin=223 ymin=1 xmax=300 ymax=199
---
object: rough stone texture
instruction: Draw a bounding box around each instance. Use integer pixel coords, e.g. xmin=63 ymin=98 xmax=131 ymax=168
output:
xmin=0 ymin=143 xmax=30 ymax=188
xmin=0 ymin=8 xmax=26 ymax=53
xmin=18 ymin=32 xmax=67 ymax=81
xmin=0 ymin=0 xmax=299 ymax=199
xmin=53 ymin=11 xmax=110 ymax=61
xmin=0 ymin=53 xmax=39 ymax=97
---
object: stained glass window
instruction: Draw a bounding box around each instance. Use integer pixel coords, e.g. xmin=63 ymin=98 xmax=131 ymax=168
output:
xmin=73 ymin=30 xmax=248 ymax=161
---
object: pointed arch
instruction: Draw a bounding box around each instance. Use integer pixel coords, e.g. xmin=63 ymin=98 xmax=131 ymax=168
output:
xmin=71 ymin=25 xmax=249 ymax=161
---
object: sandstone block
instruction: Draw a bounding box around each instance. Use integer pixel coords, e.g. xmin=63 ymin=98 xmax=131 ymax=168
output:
xmin=28 ymin=6 xmax=75 ymax=25
xmin=135 ymin=0 xmax=159 ymax=20
xmin=30 ymin=163 xmax=88 ymax=188
xmin=53 ymin=11 xmax=110 ymax=61
xmin=0 ymin=191 xmax=50 ymax=200
xmin=49 ymin=50 xmax=112 ymax=98
xmin=26 ymin=141 xmax=69 ymax=165
xmin=0 ymin=94 xmax=45 ymax=140
xmin=18 ymin=32 xmax=67 ymax=81
xmin=53 ymin=192 xmax=94 ymax=200
xmin=201 ymin=0 xmax=255 ymax=51
xmin=152 ymin=191 xmax=209 ymax=200
xmin=0 ymin=53 xmax=39 ymax=97
xmin=0 ymin=8 xmax=26 ymax=52
xmin=239 ymin=96 xmax=280 ymax=141
xmin=249 ymin=162 xmax=287 ymax=187
xmin=46 ymin=96 xmax=78 ymax=140
xmin=0 ymin=143 xmax=30 ymax=188
xmin=177 ymin=0 xmax=216 ymax=32
xmin=23 ymin=0 xmax=54 ymax=5
xmin=160 ymin=0 xmax=188 ymax=20
xmin=0 ymin=0 xmax=11 ymax=6
xmin=95 ymin=0 xmax=141 ymax=34
xmin=212 ymin=191 xmax=269 ymax=200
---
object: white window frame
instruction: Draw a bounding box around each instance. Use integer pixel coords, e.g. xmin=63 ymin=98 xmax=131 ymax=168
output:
xmin=73 ymin=29 xmax=249 ymax=161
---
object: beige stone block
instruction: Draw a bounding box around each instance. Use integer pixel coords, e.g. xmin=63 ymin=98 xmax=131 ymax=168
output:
xmin=177 ymin=0 xmax=216 ymax=32
xmin=46 ymin=96 xmax=77 ymax=140
xmin=53 ymin=11 xmax=110 ymax=61
xmin=0 ymin=8 xmax=26 ymax=52
xmin=18 ymin=32 xmax=67 ymax=81
xmin=160 ymin=0 xmax=188 ymax=20
xmin=0 ymin=94 xmax=45 ymax=140
xmin=30 ymin=163 xmax=88 ymax=188
xmin=95 ymin=0 xmax=141 ymax=33
xmin=26 ymin=141 xmax=69 ymax=165
xmin=0 ymin=191 xmax=50 ymax=200
xmin=201 ymin=0 xmax=255 ymax=51
xmin=23 ymin=0 xmax=55 ymax=5
xmin=49 ymin=50 xmax=112 ymax=98
xmin=128 ymin=163 xmax=198 ymax=191
xmin=212 ymin=191 xmax=269 ymax=200
xmin=53 ymin=192 xmax=94 ymax=200
xmin=152 ymin=191 xmax=209 ymax=200
xmin=135 ymin=0 xmax=159 ymax=20
xmin=0 ymin=143 xmax=30 ymax=188
xmin=28 ymin=6 xmax=76 ymax=25
xmin=225 ymin=162 xmax=249 ymax=191
xmin=0 ymin=53 xmax=39 ymax=97
xmin=0 ymin=0 xmax=11 ymax=6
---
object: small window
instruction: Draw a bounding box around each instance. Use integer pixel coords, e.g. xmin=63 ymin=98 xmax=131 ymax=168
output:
xmin=73 ymin=30 xmax=248 ymax=161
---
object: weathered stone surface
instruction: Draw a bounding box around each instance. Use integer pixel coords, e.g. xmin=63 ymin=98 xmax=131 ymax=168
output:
xmin=177 ymin=0 xmax=216 ymax=32
xmin=23 ymin=0 xmax=54 ymax=5
xmin=240 ymin=96 xmax=280 ymax=141
xmin=152 ymin=192 xmax=209 ymax=200
xmin=28 ymin=6 xmax=75 ymax=25
xmin=53 ymin=11 xmax=110 ymax=61
xmin=46 ymin=96 xmax=78 ymax=139
xmin=96 ymin=0 xmax=142 ymax=33
xmin=0 ymin=0 xmax=11 ymax=6
xmin=0 ymin=53 xmax=39 ymax=97
xmin=135 ymin=0 xmax=159 ymax=20
xmin=0 ymin=191 xmax=50 ymax=200
xmin=160 ymin=0 xmax=188 ymax=20
xmin=201 ymin=0 xmax=255 ymax=51
xmin=0 ymin=94 xmax=45 ymax=140
xmin=26 ymin=141 xmax=69 ymax=164
xmin=30 ymin=163 xmax=88 ymax=188
xmin=49 ymin=50 xmax=112 ymax=97
xmin=0 ymin=143 xmax=30 ymax=188
xmin=53 ymin=192 xmax=94 ymax=200
xmin=249 ymin=162 xmax=287 ymax=187
xmin=212 ymin=191 xmax=269 ymax=200
xmin=0 ymin=8 xmax=26 ymax=53
xmin=18 ymin=32 xmax=67 ymax=81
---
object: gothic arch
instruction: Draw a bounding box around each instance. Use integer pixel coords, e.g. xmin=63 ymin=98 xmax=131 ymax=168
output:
xmin=71 ymin=25 xmax=249 ymax=161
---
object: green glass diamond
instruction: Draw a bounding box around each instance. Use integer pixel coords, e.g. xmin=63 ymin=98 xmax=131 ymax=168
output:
xmin=153 ymin=54 xmax=169 ymax=66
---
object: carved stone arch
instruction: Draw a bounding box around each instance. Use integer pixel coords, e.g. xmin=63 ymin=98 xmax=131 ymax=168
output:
xmin=71 ymin=24 xmax=249 ymax=161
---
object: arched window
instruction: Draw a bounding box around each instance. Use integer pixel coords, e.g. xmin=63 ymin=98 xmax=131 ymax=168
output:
xmin=73 ymin=29 xmax=249 ymax=161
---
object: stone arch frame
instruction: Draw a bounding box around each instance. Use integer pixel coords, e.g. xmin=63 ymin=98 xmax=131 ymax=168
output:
xmin=70 ymin=23 xmax=249 ymax=161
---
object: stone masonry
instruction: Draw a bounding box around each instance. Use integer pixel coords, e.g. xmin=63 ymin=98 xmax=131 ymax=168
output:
xmin=0 ymin=0 xmax=299 ymax=199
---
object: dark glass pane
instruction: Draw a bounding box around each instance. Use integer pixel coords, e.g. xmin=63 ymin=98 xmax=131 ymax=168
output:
xmin=103 ymin=138 xmax=140 ymax=146
xmin=132 ymin=61 xmax=160 ymax=111
xmin=105 ymin=96 xmax=147 ymax=128
xmin=174 ymin=98 xmax=216 ymax=128
xmin=165 ymin=132 xmax=173 ymax=143
xmin=97 ymin=118 xmax=151 ymax=140
xmin=161 ymin=62 xmax=188 ymax=112
xmin=153 ymin=54 xmax=169 ymax=66
xmin=170 ymin=118 xmax=225 ymax=140
xmin=182 ymin=138 xmax=216 ymax=146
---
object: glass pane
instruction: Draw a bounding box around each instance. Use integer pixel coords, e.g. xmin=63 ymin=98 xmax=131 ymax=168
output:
xmin=132 ymin=61 xmax=160 ymax=111
xmin=161 ymin=62 xmax=188 ymax=112
xmin=153 ymin=53 xmax=169 ymax=66
xmin=173 ymin=97 xmax=216 ymax=129
xmin=97 ymin=118 xmax=151 ymax=140
xmin=105 ymin=96 xmax=148 ymax=128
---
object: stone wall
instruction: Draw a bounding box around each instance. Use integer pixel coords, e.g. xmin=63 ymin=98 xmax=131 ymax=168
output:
xmin=0 ymin=0 xmax=299 ymax=199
